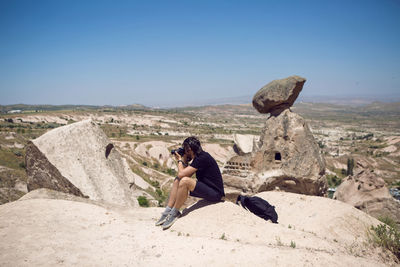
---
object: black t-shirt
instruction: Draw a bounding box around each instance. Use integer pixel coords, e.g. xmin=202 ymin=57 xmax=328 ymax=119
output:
xmin=190 ymin=151 xmax=225 ymax=196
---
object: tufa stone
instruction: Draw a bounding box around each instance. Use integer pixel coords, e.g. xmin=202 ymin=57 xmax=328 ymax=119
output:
xmin=252 ymin=75 xmax=306 ymax=115
xmin=223 ymin=109 xmax=327 ymax=196
xmin=250 ymin=109 xmax=326 ymax=195
xmin=334 ymin=169 xmax=400 ymax=226
xmin=25 ymin=119 xmax=152 ymax=207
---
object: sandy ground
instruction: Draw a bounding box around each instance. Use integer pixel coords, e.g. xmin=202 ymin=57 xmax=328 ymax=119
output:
xmin=387 ymin=136 xmax=400 ymax=146
xmin=0 ymin=189 xmax=396 ymax=266
xmin=382 ymin=145 xmax=398 ymax=153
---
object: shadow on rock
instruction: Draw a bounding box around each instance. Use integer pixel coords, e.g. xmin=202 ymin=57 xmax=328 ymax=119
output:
xmin=181 ymin=199 xmax=223 ymax=217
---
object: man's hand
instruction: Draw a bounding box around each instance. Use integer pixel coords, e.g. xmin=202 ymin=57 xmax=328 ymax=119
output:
xmin=174 ymin=151 xmax=183 ymax=162
xmin=175 ymin=151 xmax=189 ymax=165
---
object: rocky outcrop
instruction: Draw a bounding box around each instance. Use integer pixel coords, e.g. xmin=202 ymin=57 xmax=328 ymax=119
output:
xmin=233 ymin=134 xmax=255 ymax=155
xmin=224 ymin=76 xmax=327 ymax=196
xmin=250 ymin=109 xmax=326 ymax=195
xmin=26 ymin=119 xmax=151 ymax=207
xmin=334 ymin=169 xmax=400 ymax=225
xmin=26 ymin=142 xmax=86 ymax=197
xmin=252 ymin=75 xmax=306 ymax=115
xmin=0 ymin=189 xmax=395 ymax=266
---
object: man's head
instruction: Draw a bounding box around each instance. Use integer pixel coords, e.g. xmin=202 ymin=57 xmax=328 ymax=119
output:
xmin=183 ymin=136 xmax=202 ymax=156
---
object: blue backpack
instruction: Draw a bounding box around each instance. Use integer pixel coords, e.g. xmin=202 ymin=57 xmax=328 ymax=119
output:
xmin=236 ymin=195 xmax=278 ymax=224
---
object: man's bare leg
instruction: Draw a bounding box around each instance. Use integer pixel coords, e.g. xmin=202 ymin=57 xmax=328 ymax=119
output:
xmin=167 ymin=178 xmax=180 ymax=208
xmin=161 ymin=177 xmax=196 ymax=229
xmin=173 ymin=177 xmax=196 ymax=210
xmin=155 ymin=178 xmax=180 ymax=226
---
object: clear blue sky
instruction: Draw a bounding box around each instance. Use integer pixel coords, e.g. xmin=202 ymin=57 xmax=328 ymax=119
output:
xmin=1 ymin=0 xmax=399 ymax=106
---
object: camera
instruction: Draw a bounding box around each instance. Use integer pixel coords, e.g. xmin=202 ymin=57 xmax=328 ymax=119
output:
xmin=171 ymin=147 xmax=185 ymax=156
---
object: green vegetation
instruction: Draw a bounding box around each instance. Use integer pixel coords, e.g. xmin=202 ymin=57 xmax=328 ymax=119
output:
xmin=290 ymin=240 xmax=296 ymax=248
xmin=0 ymin=149 xmax=26 ymax=170
xmin=391 ymin=181 xmax=400 ymax=189
xmin=346 ymin=158 xmax=354 ymax=176
xmin=326 ymin=174 xmax=342 ymax=188
xmin=330 ymin=167 xmax=348 ymax=179
xmin=369 ymin=216 xmax=400 ymax=259
xmin=166 ymin=168 xmax=176 ymax=176
xmin=137 ymin=196 xmax=149 ymax=207
xmin=0 ymin=169 xmax=27 ymax=204
xmin=220 ymin=233 xmax=227 ymax=240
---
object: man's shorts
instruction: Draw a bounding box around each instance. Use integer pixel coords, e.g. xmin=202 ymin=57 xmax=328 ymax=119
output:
xmin=190 ymin=181 xmax=223 ymax=202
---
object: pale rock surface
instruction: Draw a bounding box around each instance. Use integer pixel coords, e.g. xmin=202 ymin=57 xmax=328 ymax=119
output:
xmin=135 ymin=140 xmax=176 ymax=168
xmin=334 ymin=169 xmax=400 ymax=225
xmin=202 ymin=143 xmax=235 ymax=164
xmin=0 ymin=189 xmax=396 ymax=266
xmin=233 ymin=133 xmax=254 ymax=155
xmin=252 ymin=75 xmax=306 ymax=115
xmin=382 ymin=145 xmax=397 ymax=153
xmin=26 ymin=119 xmax=151 ymax=207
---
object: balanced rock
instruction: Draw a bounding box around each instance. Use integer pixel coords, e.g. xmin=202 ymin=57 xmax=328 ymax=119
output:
xmin=252 ymin=75 xmax=306 ymax=115
xmin=334 ymin=169 xmax=400 ymax=225
xmin=224 ymin=76 xmax=326 ymax=196
xmin=26 ymin=119 xmax=151 ymax=207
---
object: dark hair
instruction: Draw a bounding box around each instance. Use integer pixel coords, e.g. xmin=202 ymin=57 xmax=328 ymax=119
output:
xmin=183 ymin=136 xmax=202 ymax=155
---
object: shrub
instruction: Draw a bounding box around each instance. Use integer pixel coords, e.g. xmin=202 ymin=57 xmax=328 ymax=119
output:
xmin=220 ymin=233 xmax=226 ymax=240
xmin=156 ymin=189 xmax=163 ymax=197
xmin=151 ymin=180 xmax=160 ymax=187
xmin=13 ymin=151 xmax=23 ymax=157
xmin=369 ymin=217 xmax=400 ymax=259
xmin=19 ymin=161 xmax=26 ymax=169
xmin=137 ymin=196 xmax=149 ymax=207
xmin=326 ymin=174 xmax=342 ymax=188
xmin=166 ymin=168 xmax=176 ymax=176
xmin=346 ymin=158 xmax=354 ymax=176
xmin=317 ymin=141 xmax=325 ymax=149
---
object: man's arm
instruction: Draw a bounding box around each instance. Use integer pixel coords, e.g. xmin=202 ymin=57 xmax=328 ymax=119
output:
xmin=175 ymin=151 xmax=197 ymax=179
xmin=177 ymin=162 xmax=197 ymax=179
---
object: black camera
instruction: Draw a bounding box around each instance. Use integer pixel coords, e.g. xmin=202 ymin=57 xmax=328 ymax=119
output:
xmin=171 ymin=147 xmax=185 ymax=156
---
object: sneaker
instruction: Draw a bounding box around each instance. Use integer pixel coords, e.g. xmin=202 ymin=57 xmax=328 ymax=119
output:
xmin=155 ymin=213 xmax=169 ymax=226
xmin=162 ymin=211 xmax=181 ymax=230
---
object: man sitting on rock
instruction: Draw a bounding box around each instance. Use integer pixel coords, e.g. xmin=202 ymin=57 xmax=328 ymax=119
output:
xmin=155 ymin=136 xmax=225 ymax=230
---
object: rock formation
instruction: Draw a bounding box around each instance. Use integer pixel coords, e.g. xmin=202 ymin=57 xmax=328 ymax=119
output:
xmin=0 ymin=189 xmax=396 ymax=266
xmin=26 ymin=119 xmax=151 ymax=207
xmin=334 ymin=169 xmax=400 ymax=226
xmin=233 ymin=134 xmax=255 ymax=155
xmin=252 ymin=75 xmax=305 ymax=115
xmin=223 ymin=76 xmax=327 ymax=196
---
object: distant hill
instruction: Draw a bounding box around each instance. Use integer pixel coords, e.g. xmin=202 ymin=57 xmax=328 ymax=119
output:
xmin=0 ymin=104 xmax=151 ymax=114
xmin=151 ymin=94 xmax=400 ymax=108
xmin=2 ymin=101 xmax=399 ymax=120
